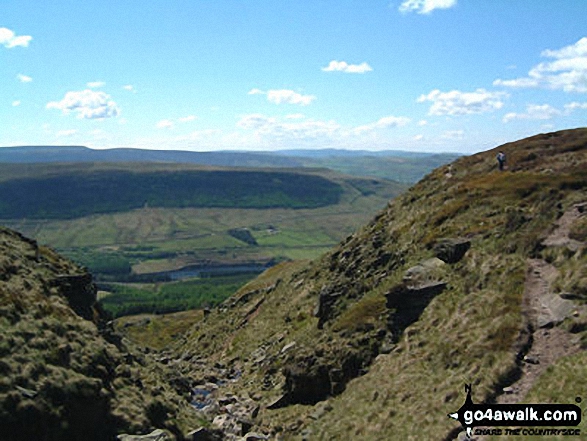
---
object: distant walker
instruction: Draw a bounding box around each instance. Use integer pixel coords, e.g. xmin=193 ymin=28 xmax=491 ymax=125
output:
xmin=496 ymin=151 xmax=506 ymax=171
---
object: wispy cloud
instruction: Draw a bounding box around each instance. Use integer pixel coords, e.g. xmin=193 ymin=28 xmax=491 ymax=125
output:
xmin=56 ymin=129 xmax=78 ymax=137
xmin=237 ymin=113 xmax=410 ymax=146
xmin=248 ymin=88 xmax=316 ymax=106
xmin=502 ymin=104 xmax=561 ymax=123
xmin=321 ymin=60 xmax=373 ymax=73
xmin=87 ymin=81 xmax=105 ymax=88
xmin=0 ymin=27 xmax=32 ymax=48
xmin=399 ymin=0 xmax=457 ymax=14
xmin=12 ymin=100 xmax=21 ymax=107
xmin=494 ymin=37 xmax=587 ymax=93
xmin=156 ymin=119 xmax=174 ymax=129
xmin=122 ymin=85 xmax=136 ymax=93
xmin=179 ymin=115 xmax=197 ymax=123
xmin=417 ymin=88 xmax=507 ymax=116
xmin=442 ymin=129 xmax=464 ymax=140
xmin=285 ymin=113 xmax=305 ymax=120
xmin=565 ymin=101 xmax=587 ymax=112
xmin=47 ymin=89 xmax=120 ymax=119
xmin=237 ymin=114 xmax=339 ymax=140
xmin=157 ymin=115 xmax=198 ymax=128
xmin=17 ymin=74 xmax=33 ymax=83
xmin=353 ymin=115 xmax=411 ymax=134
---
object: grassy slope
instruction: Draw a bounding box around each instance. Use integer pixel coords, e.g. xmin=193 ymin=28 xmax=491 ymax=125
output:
xmin=173 ymin=128 xmax=587 ymax=440
xmin=0 ymin=228 xmax=202 ymax=440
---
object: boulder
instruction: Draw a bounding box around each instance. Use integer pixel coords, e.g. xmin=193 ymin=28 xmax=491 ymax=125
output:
xmin=402 ymin=258 xmax=445 ymax=285
xmin=433 ymin=238 xmax=471 ymax=264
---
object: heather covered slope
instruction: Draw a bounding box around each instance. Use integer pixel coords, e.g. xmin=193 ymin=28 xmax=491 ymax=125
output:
xmin=168 ymin=128 xmax=587 ymax=440
xmin=0 ymin=228 xmax=202 ymax=440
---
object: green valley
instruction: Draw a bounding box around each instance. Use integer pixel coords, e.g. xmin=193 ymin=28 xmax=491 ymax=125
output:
xmin=0 ymin=161 xmax=408 ymax=316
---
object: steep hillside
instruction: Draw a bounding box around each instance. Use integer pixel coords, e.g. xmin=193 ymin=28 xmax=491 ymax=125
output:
xmin=163 ymin=128 xmax=587 ymax=440
xmin=0 ymin=227 xmax=203 ymax=440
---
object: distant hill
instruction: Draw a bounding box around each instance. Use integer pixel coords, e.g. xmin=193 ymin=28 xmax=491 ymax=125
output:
xmin=0 ymin=163 xmax=343 ymax=219
xmin=0 ymin=145 xmax=303 ymax=167
xmin=0 ymin=145 xmax=459 ymax=183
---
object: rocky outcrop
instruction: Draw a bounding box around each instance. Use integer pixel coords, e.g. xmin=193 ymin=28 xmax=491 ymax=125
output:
xmin=51 ymin=272 xmax=97 ymax=321
xmin=385 ymin=281 xmax=447 ymax=341
xmin=433 ymin=238 xmax=471 ymax=264
xmin=118 ymin=430 xmax=172 ymax=441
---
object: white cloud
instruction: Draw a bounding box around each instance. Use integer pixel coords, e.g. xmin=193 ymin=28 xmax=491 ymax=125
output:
xmin=285 ymin=113 xmax=305 ymax=120
xmin=237 ymin=114 xmax=340 ymax=140
xmin=12 ymin=100 xmax=21 ymax=107
xmin=237 ymin=113 xmax=410 ymax=147
xmin=176 ymin=129 xmax=221 ymax=142
xmin=564 ymin=101 xmax=587 ymax=112
xmin=417 ymin=88 xmax=507 ymax=116
xmin=353 ymin=115 xmax=411 ymax=134
xmin=268 ymin=90 xmax=315 ymax=105
xmin=87 ymin=81 xmax=105 ymax=88
xmin=46 ymin=89 xmax=120 ymax=119
xmin=502 ymin=104 xmax=561 ymax=123
xmin=56 ymin=129 xmax=77 ymax=137
xmin=399 ymin=0 xmax=457 ymax=14
xmin=179 ymin=115 xmax=197 ymax=123
xmin=0 ymin=27 xmax=32 ymax=48
xmin=414 ymin=134 xmax=424 ymax=141
xmin=248 ymin=88 xmax=316 ymax=106
xmin=122 ymin=85 xmax=136 ymax=92
xmin=156 ymin=119 xmax=174 ymax=129
xmin=321 ymin=60 xmax=373 ymax=74
xmin=418 ymin=119 xmax=428 ymax=126
xmin=17 ymin=74 xmax=32 ymax=83
xmin=494 ymin=37 xmax=587 ymax=93
xmin=442 ymin=130 xmax=464 ymax=140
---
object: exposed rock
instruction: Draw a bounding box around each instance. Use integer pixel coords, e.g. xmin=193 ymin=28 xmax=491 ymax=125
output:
xmin=117 ymin=429 xmax=172 ymax=441
xmin=385 ymin=281 xmax=447 ymax=341
xmin=51 ymin=272 xmax=97 ymax=321
xmin=274 ymin=360 xmax=331 ymax=407
xmin=523 ymin=355 xmax=539 ymax=365
xmin=537 ymin=292 xmax=576 ymax=328
xmin=313 ymin=285 xmax=343 ymax=329
xmin=502 ymin=386 xmax=515 ymax=394
xmin=187 ymin=427 xmax=224 ymax=441
xmin=242 ymin=433 xmax=269 ymax=441
xmin=403 ymin=257 xmax=445 ymax=284
xmin=281 ymin=341 xmax=297 ymax=354
xmin=433 ymin=238 xmax=471 ymax=264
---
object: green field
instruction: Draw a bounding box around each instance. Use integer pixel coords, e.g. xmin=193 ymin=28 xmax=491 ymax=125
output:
xmin=0 ymin=162 xmax=407 ymax=316
xmin=99 ymin=274 xmax=255 ymax=317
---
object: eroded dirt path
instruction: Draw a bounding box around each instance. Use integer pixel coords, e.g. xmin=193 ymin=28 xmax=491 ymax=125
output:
xmin=467 ymin=203 xmax=586 ymax=441
xmin=495 ymin=258 xmax=580 ymax=405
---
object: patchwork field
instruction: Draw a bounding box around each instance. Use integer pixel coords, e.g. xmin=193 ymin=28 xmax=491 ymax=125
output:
xmin=0 ymin=162 xmax=407 ymax=316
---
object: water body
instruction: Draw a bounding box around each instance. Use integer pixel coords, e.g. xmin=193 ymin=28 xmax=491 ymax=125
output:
xmin=159 ymin=263 xmax=270 ymax=281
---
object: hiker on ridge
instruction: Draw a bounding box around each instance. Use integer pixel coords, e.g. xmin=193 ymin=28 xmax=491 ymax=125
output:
xmin=496 ymin=151 xmax=506 ymax=171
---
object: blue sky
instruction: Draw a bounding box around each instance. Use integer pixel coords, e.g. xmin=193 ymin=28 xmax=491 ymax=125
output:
xmin=1 ymin=0 xmax=586 ymax=153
